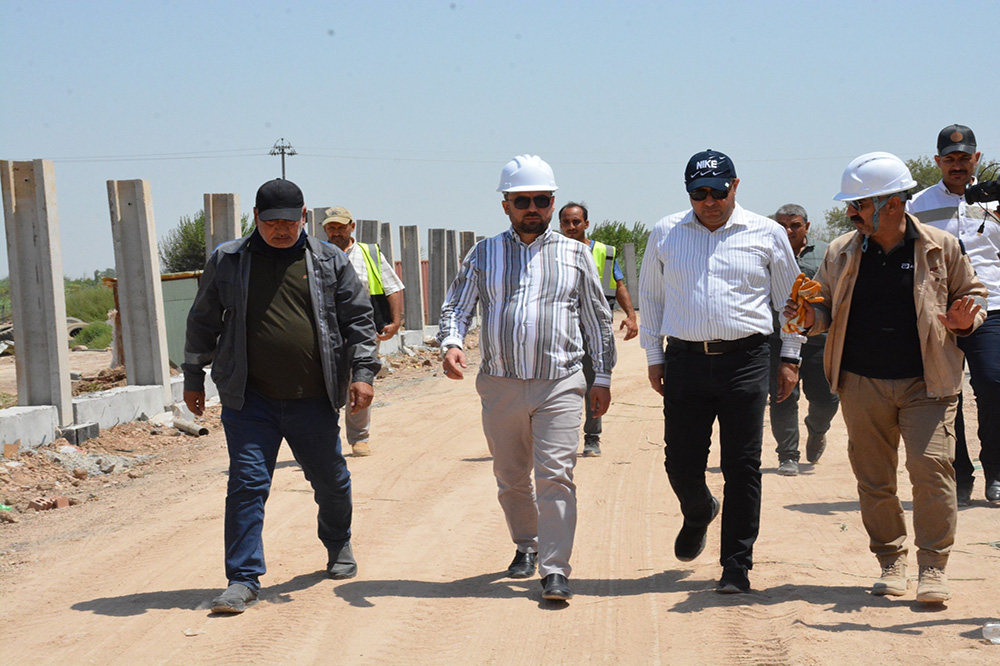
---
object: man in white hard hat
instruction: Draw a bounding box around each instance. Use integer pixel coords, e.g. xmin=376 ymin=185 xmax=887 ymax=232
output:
xmin=558 ymin=201 xmax=638 ymax=458
xmin=322 ymin=206 xmax=405 ymax=457
xmin=638 ymin=150 xmax=802 ymax=594
xmin=767 ymin=204 xmax=840 ymax=477
xmin=793 ymin=151 xmax=986 ymax=604
xmin=438 ymin=155 xmax=616 ymax=602
xmin=907 ymin=125 xmax=1000 ymax=505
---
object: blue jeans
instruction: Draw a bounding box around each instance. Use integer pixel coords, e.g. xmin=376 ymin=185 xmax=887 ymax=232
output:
xmin=661 ymin=341 xmax=770 ymax=572
xmin=957 ymin=311 xmax=1000 ymax=483
xmin=221 ymin=390 xmax=352 ymax=592
xmin=768 ymin=337 xmax=840 ymax=462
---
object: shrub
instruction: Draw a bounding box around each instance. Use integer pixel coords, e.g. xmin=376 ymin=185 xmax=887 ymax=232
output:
xmin=70 ymin=321 xmax=112 ymax=349
xmin=65 ymin=284 xmax=115 ymax=323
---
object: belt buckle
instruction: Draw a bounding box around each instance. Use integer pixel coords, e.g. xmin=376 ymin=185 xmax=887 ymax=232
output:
xmin=703 ymin=339 xmax=724 ymax=356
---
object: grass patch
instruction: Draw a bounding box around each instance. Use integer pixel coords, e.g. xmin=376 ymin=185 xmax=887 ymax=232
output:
xmin=0 ymin=391 xmax=15 ymax=409
xmin=65 ymin=284 xmax=114 ymax=323
xmin=70 ymin=321 xmax=112 ymax=349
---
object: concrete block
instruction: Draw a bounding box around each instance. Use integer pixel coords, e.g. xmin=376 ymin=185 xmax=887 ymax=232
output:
xmin=72 ymin=385 xmax=167 ymax=429
xmin=0 ymin=406 xmax=59 ymax=449
xmin=169 ymin=371 xmax=218 ymax=405
xmin=400 ymin=330 xmax=426 ymax=348
xmin=379 ymin=335 xmax=400 ymax=356
xmin=57 ymin=422 xmax=99 ymax=447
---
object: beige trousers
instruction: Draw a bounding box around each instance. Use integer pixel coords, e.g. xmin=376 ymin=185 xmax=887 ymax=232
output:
xmin=839 ymin=372 xmax=958 ymax=569
xmin=476 ymin=370 xmax=586 ymax=578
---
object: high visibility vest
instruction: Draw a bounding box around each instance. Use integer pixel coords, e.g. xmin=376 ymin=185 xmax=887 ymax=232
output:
xmin=590 ymin=241 xmax=618 ymax=298
xmin=357 ymin=242 xmax=384 ymax=296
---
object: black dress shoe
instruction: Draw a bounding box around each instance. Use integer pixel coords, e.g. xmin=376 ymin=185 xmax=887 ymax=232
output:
xmin=715 ymin=566 xmax=751 ymax=594
xmin=506 ymin=550 xmax=537 ymax=579
xmin=541 ymin=573 xmax=572 ymax=601
xmin=674 ymin=496 xmax=720 ymax=562
xmin=986 ymin=478 xmax=1000 ymax=503
xmin=957 ymin=481 xmax=974 ymax=507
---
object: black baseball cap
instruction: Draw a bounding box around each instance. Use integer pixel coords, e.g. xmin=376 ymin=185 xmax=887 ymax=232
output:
xmin=937 ymin=124 xmax=977 ymax=156
xmin=685 ymin=149 xmax=737 ymax=192
xmin=255 ymin=178 xmax=305 ymax=221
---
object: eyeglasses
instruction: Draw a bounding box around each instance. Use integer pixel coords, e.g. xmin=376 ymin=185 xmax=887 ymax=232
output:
xmin=846 ymin=198 xmax=868 ymax=212
xmin=689 ymin=187 xmax=730 ymax=201
xmin=508 ymin=194 xmax=553 ymax=210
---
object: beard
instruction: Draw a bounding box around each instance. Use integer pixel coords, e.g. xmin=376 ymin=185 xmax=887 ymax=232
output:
xmin=513 ymin=217 xmax=549 ymax=236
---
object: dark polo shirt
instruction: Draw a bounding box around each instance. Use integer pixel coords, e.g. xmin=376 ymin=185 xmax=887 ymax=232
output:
xmin=841 ymin=220 xmax=923 ymax=379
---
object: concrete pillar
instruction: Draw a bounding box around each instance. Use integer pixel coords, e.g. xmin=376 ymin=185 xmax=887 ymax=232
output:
xmin=203 ymin=193 xmax=241 ymax=259
xmin=311 ymin=207 xmax=332 ymax=240
xmin=427 ymin=228 xmax=448 ymax=326
xmin=399 ymin=225 xmax=424 ymax=330
xmin=622 ymin=242 xmax=638 ymax=289
xmin=107 ymin=179 xmax=171 ymax=404
xmin=379 ymin=222 xmax=394 ymax=263
xmin=0 ymin=160 xmax=72 ymax=424
xmin=459 ymin=231 xmax=476 ymax=263
xmin=445 ymin=230 xmax=460 ymax=289
xmin=357 ymin=219 xmax=379 ymax=245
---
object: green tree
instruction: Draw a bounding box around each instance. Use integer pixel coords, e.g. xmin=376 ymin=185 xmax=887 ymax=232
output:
xmin=589 ymin=220 xmax=650 ymax=278
xmin=159 ymin=210 xmax=251 ymax=273
xmin=819 ymin=156 xmax=956 ymax=241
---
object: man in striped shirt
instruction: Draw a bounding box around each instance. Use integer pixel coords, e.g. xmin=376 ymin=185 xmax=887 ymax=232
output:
xmin=638 ymin=149 xmax=802 ymax=594
xmin=438 ymin=155 xmax=616 ymax=602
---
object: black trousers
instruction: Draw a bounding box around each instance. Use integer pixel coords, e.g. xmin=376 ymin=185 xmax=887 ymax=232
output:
xmin=661 ymin=341 xmax=770 ymax=571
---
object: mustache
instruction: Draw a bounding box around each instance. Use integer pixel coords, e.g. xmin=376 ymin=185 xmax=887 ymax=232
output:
xmin=850 ymin=215 xmax=864 ymax=224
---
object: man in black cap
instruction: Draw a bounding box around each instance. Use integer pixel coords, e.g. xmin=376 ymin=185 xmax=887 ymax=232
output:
xmin=908 ymin=125 xmax=1000 ymax=504
xmin=184 ymin=178 xmax=380 ymax=613
xmin=637 ymin=150 xmax=802 ymax=593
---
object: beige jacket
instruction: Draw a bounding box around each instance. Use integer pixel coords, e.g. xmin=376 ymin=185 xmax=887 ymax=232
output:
xmin=811 ymin=214 xmax=987 ymax=398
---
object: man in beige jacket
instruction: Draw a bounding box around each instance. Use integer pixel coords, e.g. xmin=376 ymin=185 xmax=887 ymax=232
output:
xmin=794 ymin=152 xmax=986 ymax=605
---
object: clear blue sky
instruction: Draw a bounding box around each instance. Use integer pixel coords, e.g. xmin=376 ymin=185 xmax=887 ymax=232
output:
xmin=2 ymin=0 xmax=998 ymax=278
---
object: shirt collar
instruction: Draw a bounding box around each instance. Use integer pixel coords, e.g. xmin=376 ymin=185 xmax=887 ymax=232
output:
xmin=683 ymin=202 xmax=747 ymax=230
xmin=505 ymin=225 xmax=554 ymax=247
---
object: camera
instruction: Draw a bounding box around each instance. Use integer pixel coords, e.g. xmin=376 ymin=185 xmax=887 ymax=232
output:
xmin=965 ymin=180 xmax=1000 ymax=204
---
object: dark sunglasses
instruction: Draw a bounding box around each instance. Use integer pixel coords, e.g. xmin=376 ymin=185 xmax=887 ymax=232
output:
xmin=508 ymin=194 xmax=553 ymax=210
xmin=689 ymin=187 xmax=731 ymax=201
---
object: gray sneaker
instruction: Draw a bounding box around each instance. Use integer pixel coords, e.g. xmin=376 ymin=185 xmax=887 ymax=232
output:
xmin=777 ymin=459 xmax=799 ymax=476
xmin=211 ymin=583 xmax=258 ymax=614
xmin=582 ymin=438 xmax=601 ymax=457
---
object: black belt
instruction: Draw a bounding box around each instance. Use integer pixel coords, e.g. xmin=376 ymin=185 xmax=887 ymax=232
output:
xmin=666 ymin=333 xmax=767 ymax=356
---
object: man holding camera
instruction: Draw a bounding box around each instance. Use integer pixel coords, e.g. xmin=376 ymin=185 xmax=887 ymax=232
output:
xmin=908 ymin=125 xmax=1000 ymax=504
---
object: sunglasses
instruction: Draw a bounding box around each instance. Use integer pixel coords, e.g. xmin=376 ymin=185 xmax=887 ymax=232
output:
xmin=508 ymin=194 xmax=553 ymax=210
xmin=846 ymin=198 xmax=868 ymax=212
xmin=689 ymin=187 xmax=731 ymax=201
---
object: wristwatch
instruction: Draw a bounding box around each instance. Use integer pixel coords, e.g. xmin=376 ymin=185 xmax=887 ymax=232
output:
xmin=441 ymin=343 xmax=461 ymax=359
xmin=780 ymin=356 xmax=802 ymax=367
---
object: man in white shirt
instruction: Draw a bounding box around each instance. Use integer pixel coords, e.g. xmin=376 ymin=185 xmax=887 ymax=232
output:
xmin=323 ymin=206 xmax=405 ymax=457
xmin=638 ymin=150 xmax=802 ymax=594
xmin=907 ymin=125 xmax=1000 ymax=504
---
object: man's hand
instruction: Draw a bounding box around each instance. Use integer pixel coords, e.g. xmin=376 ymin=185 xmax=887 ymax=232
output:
xmin=349 ymin=381 xmax=374 ymax=414
xmin=776 ymin=363 xmax=799 ymax=402
xmin=784 ymin=298 xmax=815 ymax=330
xmin=376 ymin=321 xmax=401 ymax=341
xmin=938 ymin=295 xmax=982 ymax=334
xmin=590 ymin=386 xmax=611 ymax=418
xmin=620 ymin=316 xmax=638 ymax=340
xmin=647 ymin=364 xmax=664 ymax=396
xmin=184 ymin=390 xmax=205 ymax=417
xmin=442 ymin=347 xmax=468 ymax=380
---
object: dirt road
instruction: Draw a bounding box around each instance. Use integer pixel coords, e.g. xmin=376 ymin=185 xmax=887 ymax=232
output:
xmin=3 ymin=325 xmax=999 ymax=665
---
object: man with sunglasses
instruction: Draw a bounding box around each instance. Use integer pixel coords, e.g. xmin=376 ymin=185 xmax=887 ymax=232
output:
xmin=438 ymin=155 xmax=616 ymax=602
xmin=638 ymin=149 xmax=803 ymax=594
xmin=906 ymin=125 xmax=1000 ymax=505
xmin=793 ymin=152 xmax=986 ymax=603
xmin=559 ymin=201 xmax=638 ymax=458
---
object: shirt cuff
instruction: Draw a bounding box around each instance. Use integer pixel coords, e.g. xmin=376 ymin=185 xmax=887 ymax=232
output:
xmin=779 ymin=339 xmax=803 ymax=359
xmin=645 ymin=348 xmax=665 ymax=366
xmin=439 ymin=335 xmax=464 ymax=349
xmin=592 ymin=372 xmax=611 ymax=388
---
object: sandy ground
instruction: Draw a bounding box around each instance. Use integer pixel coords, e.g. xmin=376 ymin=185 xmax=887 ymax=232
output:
xmin=2 ymin=316 xmax=999 ymax=665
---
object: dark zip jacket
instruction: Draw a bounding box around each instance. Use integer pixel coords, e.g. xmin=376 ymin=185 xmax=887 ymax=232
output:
xmin=182 ymin=233 xmax=380 ymax=410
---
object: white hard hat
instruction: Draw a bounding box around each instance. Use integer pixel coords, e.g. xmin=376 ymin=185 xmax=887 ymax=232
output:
xmin=833 ymin=152 xmax=917 ymax=201
xmin=497 ymin=154 xmax=558 ymax=193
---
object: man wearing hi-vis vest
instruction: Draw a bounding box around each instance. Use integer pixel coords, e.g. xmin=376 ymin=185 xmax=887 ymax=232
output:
xmin=323 ymin=206 xmax=405 ymax=457
xmin=559 ymin=202 xmax=638 ymax=457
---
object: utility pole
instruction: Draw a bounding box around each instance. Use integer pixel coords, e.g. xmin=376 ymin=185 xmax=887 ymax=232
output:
xmin=269 ymin=138 xmax=297 ymax=179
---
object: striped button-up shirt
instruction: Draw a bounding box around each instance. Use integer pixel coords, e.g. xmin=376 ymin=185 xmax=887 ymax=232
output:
xmin=438 ymin=227 xmax=616 ymax=385
xmin=638 ymin=203 xmax=803 ymax=366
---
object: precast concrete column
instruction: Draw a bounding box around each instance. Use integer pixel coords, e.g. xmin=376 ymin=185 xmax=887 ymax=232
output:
xmin=399 ymin=225 xmax=424 ymax=330
xmin=622 ymin=242 xmax=638 ymax=290
xmin=357 ymin=219 xmax=379 ymax=245
xmin=427 ymin=228 xmax=447 ymax=326
xmin=444 ymin=230 xmax=460 ymax=289
xmin=311 ymin=207 xmax=330 ymax=239
xmin=203 ymin=193 xmax=241 ymax=259
xmin=379 ymin=222 xmax=394 ymax=263
xmin=107 ymin=179 xmax=171 ymax=404
xmin=459 ymin=231 xmax=475 ymax=263
xmin=0 ymin=160 xmax=72 ymax=424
